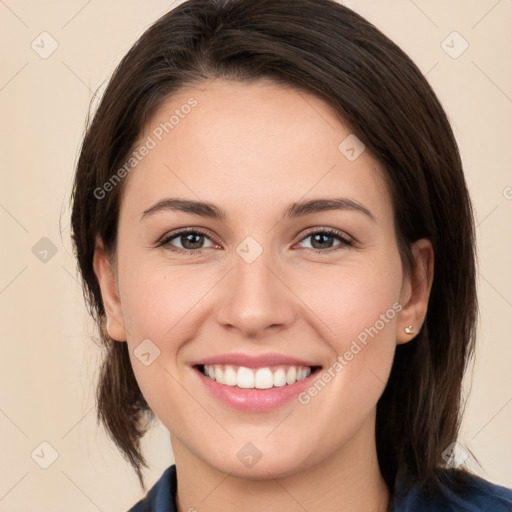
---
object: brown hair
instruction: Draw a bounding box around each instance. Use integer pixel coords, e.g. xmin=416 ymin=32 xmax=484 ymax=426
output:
xmin=70 ymin=0 xmax=477 ymax=496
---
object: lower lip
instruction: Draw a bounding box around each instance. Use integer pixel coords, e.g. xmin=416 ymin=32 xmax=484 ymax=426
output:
xmin=194 ymin=366 xmax=320 ymax=412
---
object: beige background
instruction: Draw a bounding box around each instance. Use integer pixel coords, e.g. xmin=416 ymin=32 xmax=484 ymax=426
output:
xmin=1 ymin=0 xmax=511 ymax=510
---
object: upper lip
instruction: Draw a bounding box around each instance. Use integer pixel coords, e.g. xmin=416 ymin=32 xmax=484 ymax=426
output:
xmin=192 ymin=353 xmax=321 ymax=369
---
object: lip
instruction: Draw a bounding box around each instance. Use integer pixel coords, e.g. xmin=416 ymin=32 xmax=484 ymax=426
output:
xmin=191 ymin=352 xmax=319 ymax=369
xmin=192 ymin=364 xmax=322 ymax=412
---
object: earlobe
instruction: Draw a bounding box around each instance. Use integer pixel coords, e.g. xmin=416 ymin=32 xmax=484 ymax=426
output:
xmin=92 ymin=238 xmax=127 ymax=342
xmin=396 ymin=238 xmax=434 ymax=345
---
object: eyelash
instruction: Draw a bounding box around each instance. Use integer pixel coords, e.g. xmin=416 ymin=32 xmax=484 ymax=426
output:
xmin=156 ymin=227 xmax=355 ymax=256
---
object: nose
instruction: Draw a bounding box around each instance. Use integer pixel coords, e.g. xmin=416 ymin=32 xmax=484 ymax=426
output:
xmin=214 ymin=245 xmax=297 ymax=339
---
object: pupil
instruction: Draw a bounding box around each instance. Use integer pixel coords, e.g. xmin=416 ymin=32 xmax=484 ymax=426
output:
xmin=312 ymin=233 xmax=332 ymax=249
xmin=183 ymin=233 xmax=203 ymax=249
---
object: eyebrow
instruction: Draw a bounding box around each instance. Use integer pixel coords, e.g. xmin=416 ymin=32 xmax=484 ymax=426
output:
xmin=140 ymin=197 xmax=376 ymax=223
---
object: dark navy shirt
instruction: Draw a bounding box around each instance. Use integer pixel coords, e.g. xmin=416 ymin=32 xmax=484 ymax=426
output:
xmin=127 ymin=464 xmax=512 ymax=511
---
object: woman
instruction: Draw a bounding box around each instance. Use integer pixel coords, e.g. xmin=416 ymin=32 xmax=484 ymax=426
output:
xmin=70 ymin=0 xmax=512 ymax=510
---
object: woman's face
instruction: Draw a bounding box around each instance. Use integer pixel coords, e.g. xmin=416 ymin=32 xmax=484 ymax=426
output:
xmin=95 ymin=78 xmax=431 ymax=478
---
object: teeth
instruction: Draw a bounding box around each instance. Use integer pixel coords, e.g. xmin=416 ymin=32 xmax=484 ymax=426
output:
xmin=237 ymin=367 xmax=255 ymax=388
xmin=223 ymin=366 xmax=238 ymax=386
xmin=286 ymin=366 xmax=297 ymax=385
xmin=201 ymin=364 xmax=313 ymax=389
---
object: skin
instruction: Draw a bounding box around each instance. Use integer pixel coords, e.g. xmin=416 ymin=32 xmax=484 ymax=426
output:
xmin=93 ymin=78 xmax=434 ymax=512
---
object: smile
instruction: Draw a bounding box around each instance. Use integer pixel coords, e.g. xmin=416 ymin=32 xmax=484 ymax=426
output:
xmin=198 ymin=364 xmax=319 ymax=389
xmin=193 ymin=364 xmax=322 ymax=412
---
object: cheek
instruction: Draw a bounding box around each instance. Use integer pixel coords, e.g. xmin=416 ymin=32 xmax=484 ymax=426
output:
xmin=290 ymin=256 xmax=402 ymax=411
xmin=118 ymin=256 xmax=204 ymax=337
xmin=120 ymin=266 xmax=200 ymax=427
xmin=332 ymin=274 xmax=401 ymax=356
xmin=293 ymin=255 xmax=403 ymax=346
xmin=292 ymin=259 xmax=402 ymax=431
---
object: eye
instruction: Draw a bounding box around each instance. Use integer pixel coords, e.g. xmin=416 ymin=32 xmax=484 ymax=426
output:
xmin=156 ymin=228 xmax=219 ymax=255
xmin=156 ymin=226 xmax=355 ymax=256
xmin=296 ymin=227 xmax=354 ymax=254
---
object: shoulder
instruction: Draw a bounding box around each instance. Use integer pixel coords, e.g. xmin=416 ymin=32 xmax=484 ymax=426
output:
xmin=392 ymin=468 xmax=512 ymax=511
xmin=126 ymin=465 xmax=177 ymax=512
xmin=444 ymin=473 xmax=512 ymax=511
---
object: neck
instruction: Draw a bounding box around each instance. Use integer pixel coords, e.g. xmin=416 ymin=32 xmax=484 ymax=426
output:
xmin=172 ymin=415 xmax=390 ymax=512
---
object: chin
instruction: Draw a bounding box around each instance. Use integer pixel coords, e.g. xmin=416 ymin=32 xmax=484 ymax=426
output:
xmin=205 ymin=442 xmax=313 ymax=481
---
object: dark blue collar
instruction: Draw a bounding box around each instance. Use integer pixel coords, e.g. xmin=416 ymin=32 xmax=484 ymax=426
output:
xmin=127 ymin=464 xmax=512 ymax=512
xmin=389 ymin=466 xmax=512 ymax=511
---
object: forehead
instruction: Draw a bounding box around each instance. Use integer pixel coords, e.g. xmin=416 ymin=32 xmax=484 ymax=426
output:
xmin=120 ymin=79 xmax=392 ymax=225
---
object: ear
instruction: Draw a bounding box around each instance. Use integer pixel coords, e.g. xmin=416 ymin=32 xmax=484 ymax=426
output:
xmin=92 ymin=237 xmax=127 ymax=342
xmin=396 ymin=238 xmax=434 ymax=345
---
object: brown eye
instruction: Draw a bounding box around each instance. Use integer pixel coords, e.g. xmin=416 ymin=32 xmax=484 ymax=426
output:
xmin=158 ymin=228 xmax=218 ymax=254
xmin=297 ymin=228 xmax=354 ymax=254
